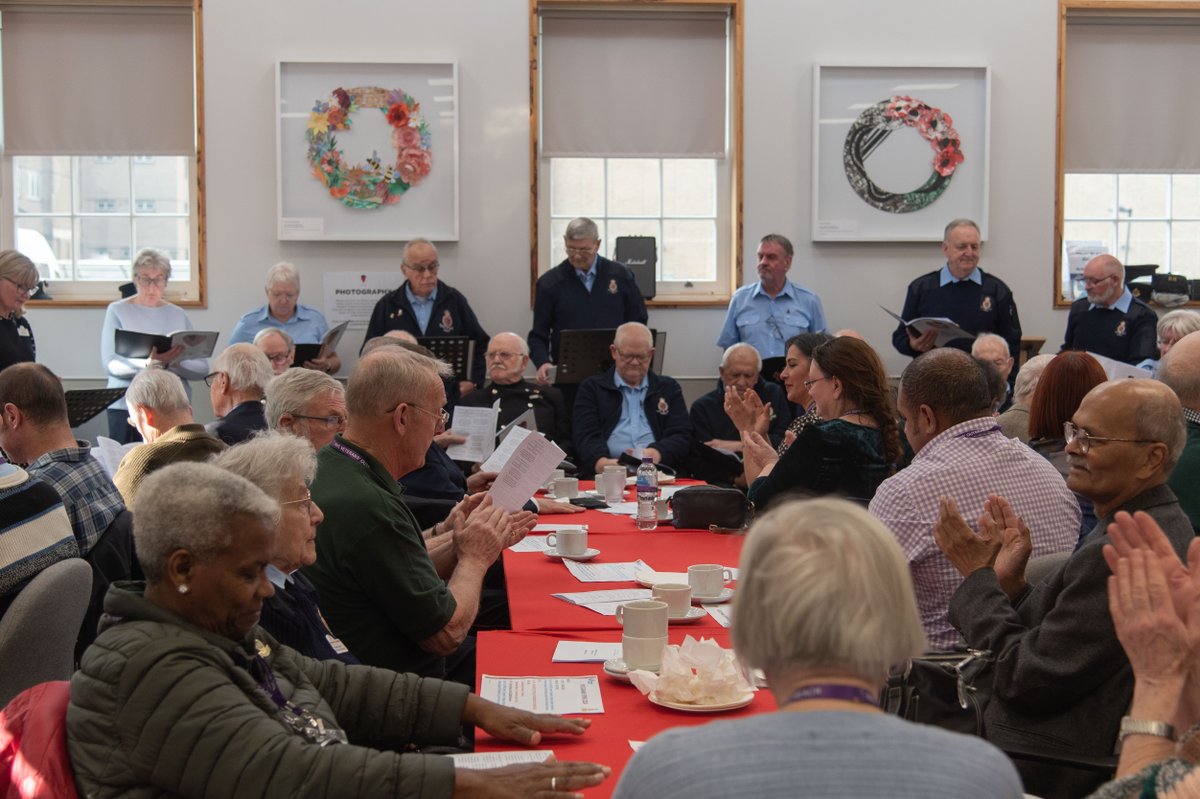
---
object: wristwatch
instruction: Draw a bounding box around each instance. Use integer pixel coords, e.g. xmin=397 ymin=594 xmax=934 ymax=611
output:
xmin=1118 ymin=717 xmax=1175 ymax=746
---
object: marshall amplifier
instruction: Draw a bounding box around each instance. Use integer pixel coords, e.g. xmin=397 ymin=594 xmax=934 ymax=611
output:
xmin=613 ymin=236 xmax=658 ymax=300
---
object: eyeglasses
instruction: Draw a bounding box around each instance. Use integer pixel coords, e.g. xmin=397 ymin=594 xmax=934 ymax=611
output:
xmin=802 ymin=376 xmax=832 ymax=390
xmin=135 ymin=275 xmax=168 ymax=289
xmin=486 ymin=351 xmax=523 ymax=362
xmin=265 ymin=353 xmax=292 ymax=365
xmin=291 ymin=413 xmax=346 ymax=429
xmin=203 ymin=371 xmax=226 ymax=387
xmin=1 ymin=276 xmax=37 ymax=294
xmin=613 ymin=348 xmax=651 ymax=364
xmin=1082 ymin=274 xmax=1116 ymax=287
xmin=280 ymin=490 xmax=315 ymax=515
xmin=1063 ymin=421 xmax=1159 ymax=454
xmin=388 ymin=401 xmax=449 ymax=428
xmin=565 ymin=246 xmax=597 ymax=256
xmin=268 ymin=290 xmax=297 ymax=301
xmin=403 ymin=261 xmax=439 ymax=275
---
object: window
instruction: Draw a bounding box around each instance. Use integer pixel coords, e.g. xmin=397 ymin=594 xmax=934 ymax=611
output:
xmin=1 ymin=2 xmax=205 ymax=304
xmin=1055 ymin=3 xmax=1200 ymax=306
xmin=532 ymin=1 xmax=742 ymax=304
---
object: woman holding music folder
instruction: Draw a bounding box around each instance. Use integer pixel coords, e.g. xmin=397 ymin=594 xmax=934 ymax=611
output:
xmin=100 ymin=247 xmax=209 ymax=443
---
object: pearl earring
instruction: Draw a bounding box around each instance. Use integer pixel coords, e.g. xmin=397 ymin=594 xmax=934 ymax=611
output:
xmin=178 ymin=584 xmax=189 ymax=594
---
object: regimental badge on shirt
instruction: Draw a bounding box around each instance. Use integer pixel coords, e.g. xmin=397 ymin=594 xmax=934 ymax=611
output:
xmin=608 ymin=279 xmax=618 ymax=294
xmin=657 ymin=397 xmax=669 ymax=415
xmin=439 ymin=309 xmax=455 ymax=333
xmin=980 ymin=296 xmax=993 ymax=313
xmin=1115 ymin=320 xmax=1127 ymax=337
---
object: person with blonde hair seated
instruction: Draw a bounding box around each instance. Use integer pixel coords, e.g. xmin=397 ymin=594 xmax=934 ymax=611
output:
xmin=613 ymin=498 xmax=1021 ymax=799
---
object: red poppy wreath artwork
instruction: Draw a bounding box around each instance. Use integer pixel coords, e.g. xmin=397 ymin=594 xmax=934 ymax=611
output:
xmin=306 ymin=86 xmax=432 ymax=210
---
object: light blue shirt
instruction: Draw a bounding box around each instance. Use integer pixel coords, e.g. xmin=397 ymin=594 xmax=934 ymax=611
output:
xmin=228 ymin=303 xmax=329 ymax=345
xmin=406 ymin=285 xmax=439 ymax=332
xmin=266 ymin=564 xmax=293 ymax=589
xmin=938 ymin=264 xmax=983 ymax=286
xmin=606 ymin=372 xmax=653 ymax=458
xmin=576 ymin=256 xmax=598 ymax=292
xmin=1089 ymin=285 xmax=1134 ymax=313
xmin=716 ymin=279 xmax=827 ymax=358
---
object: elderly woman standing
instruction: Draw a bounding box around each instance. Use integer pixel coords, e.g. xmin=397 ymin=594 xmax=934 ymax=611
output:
xmin=211 ymin=431 xmax=356 ymax=663
xmin=100 ymin=247 xmax=208 ymax=443
xmin=68 ymin=461 xmax=609 ymax=798
xmin=613 ymin=498 xmax=1021 ymax=799
xmin=229 ymin=261 xmax=341 ymax=374
xmin=0 ymin=250 xmax=40 ymax=371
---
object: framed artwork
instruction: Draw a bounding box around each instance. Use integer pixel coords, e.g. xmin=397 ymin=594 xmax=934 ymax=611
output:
xmin=276 ymin=60 xmax=459 ymax=241
xmin=811 ymin=65 xmax=990 ymax=242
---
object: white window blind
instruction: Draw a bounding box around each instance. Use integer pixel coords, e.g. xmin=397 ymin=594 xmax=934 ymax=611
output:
xmin=2 ymin=5 xmax=194 ymax=156
xmin=540 ymin=10 xmax=727 ymax=158
xmin=1064 ymin=16 xmax=1200 ymax=173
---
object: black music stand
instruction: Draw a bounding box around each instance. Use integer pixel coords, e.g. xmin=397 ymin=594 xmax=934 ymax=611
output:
xmin=418 ymin=336 xmax=475 ymax=383
xmin=66 ymin=388 xmax=127 ymax=429
xmin=554 ymin=329 xmax=616 ymax=385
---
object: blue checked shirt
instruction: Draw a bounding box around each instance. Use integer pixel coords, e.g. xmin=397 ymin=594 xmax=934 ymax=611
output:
xmin=26 ymin=441 xmax=125 ymax=556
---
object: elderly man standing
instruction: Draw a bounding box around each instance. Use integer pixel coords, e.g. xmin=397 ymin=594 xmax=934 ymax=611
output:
xmin=935 ymin=379 xmax=1192 ymax=797
xmin=1063 ymin=254 xmax=1158 ymax=365
xmin=253 ymin=327 xmax=294 ymax=376
xmin=205 ymin=343 xmax=273 ymax=446
xmin=892 ymin=219 xmax=1022 ymax=359
xmin=264 ymin=367 xmax=346 ymax=452
xmin=362 ymin=238 xmax=489 ymax=391
xmin=690 ymin=343 xmax=791 ymax=452
xmin=229 ymin=261 xmax=340 ymax=374
xmin=114 ymin=368 xmax=226 ymax=508
xmin=573 ymin=322 xmax=690 ymax=478
xmin=717 ymin=234 xmax=827 ymax=360
xmin=529 ymin=217 xmax=648 ymax=386
xmin=996 ymin=353 xmax=1053 ymax=443
xmin=0 ymin=363 xmax=124 ymax=557
xmin=305 ymin=348 xmax=523 ymax=685
xmin=458 ymin=332 xmax=572 ymax=457
xmin=867 ymin=349 xmax=1078 ymax=649
xmin=1159 ymin=330 xmax=1200 ymax=531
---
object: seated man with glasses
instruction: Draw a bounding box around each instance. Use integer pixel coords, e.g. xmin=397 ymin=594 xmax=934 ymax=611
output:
xmin=528 ymin=216 xmax=648 ymax=388
xmin=228 ymin=261 xmax=341 ymax=374
xmin=0 ymin=250 xmax=40 ymax=372
xmin=361 ymin=237 xmax=490 ymax=393
xmin=205 ymin=343 xmax=273 ymax=446
xmin=458 ymin=332 xmax=573 ymax=458
xmin=933 ymin=378 xmax=1193 ymax=798
xmin=265 ymin=367 xmax=346 ymax=453
xmin=253 ymin=327 xmax=295 ymax=376
xmin=1063 ymin=254 xmax=1158 ymax=365
xmin=573 ymin=322 xmax=690 ymax=478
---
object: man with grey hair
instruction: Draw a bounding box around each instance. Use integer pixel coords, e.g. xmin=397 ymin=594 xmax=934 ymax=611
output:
xmin=229 ymin=261 xmax=340 ymax=374
xmin=529 ymin=216 xmax=648 ymax=386
xmin=362 ymin=237 xmax=490 ymax=391
xmin=114 ymin=367 xmax=226 ymax=508
xmin=265 ymin=368 xmax=346 ymax=452
xmin=305 ymin=348 xmax=526 ymax=685
xmin=971 ymin=332 xmax=1015 ymax=406
xmin=1063 ymin=253 xmax=1158 ymax=365
xmin=1159 ymin=329 xmax=1200 ymax=531
xmin=716 ymin=234 xmax=827 ymax=360
xmin=253 ymin=327 xmax=294 ymax=376
xmin=206 ymin=343 xmax=272 ymax=445
xmin=690 ymin=342 xmax=790 ymax=459
xmin=996 ymin=353 xmax=1054 ymax=443
xmin=892 ymin=219 xmax=1021 ymax=360
xmin=935 ymin=378 xmax=1192 ymax=797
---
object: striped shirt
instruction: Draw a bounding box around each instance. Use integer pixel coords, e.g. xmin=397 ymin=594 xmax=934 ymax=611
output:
xmin=0 ymin=464 xmax=77 ymax=601
xmin=869 ymin=417 xmax=1080 ymax=649
xmin=26 ymin=441 xmax=124 ymax=556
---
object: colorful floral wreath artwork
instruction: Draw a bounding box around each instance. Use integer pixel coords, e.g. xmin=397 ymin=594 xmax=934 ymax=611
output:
xmin=842 ymin=95 xmax=964 ymax=214
xmin=306 ymin=86 xmax=432 ymax=210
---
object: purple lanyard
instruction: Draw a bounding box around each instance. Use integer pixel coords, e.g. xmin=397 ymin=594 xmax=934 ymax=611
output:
xmin=954 ymin=424 xmax=1002 ymax=440
xmin=786 ymin=684 xmax=878 ymax=707
xmin=329 ymin=438 xmax=368 ymax=467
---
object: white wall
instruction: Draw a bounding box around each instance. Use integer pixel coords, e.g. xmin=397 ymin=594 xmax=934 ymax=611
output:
xmin=36 ymin=0 xmax=1070 ymax=385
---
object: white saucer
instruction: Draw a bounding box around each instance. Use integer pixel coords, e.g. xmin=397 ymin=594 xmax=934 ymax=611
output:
xmin=545 ymin=547 xmax=600 ymax=562
xmin=667 ymin=607 xmax=708 ymax=624
xmin=648 ymin=690 xmax=754 ymax=713
xmin=603 ymin=658 xmax=658 ymax=683
xmin=691 ymin=587 xmax=734 ymax=604
xmin=634 ymin=570 xmax=689 ymax=588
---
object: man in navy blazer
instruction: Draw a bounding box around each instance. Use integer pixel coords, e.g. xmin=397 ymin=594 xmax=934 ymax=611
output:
xmin=529 ymin=217 xmax=648 ymax=386
xmin=572 ymin=323 xmax=689 ymax=478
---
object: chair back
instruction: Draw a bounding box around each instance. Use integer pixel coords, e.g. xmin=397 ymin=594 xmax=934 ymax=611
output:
xmin=0 ymin=560 xmax=92 ymax=707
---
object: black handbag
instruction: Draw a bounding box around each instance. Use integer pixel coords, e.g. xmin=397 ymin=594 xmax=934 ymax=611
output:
xmin=880 ymin=649 xmax=993 ymax=737
xmin=668 ymin=485 xmax=754 ymax=532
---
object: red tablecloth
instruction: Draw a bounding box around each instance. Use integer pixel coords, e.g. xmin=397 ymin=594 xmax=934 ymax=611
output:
xmin=474 ymin=629 xmax=773 ymax=799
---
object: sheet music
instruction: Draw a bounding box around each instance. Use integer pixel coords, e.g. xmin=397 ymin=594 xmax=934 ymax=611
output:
xmin=445 ymin=406 xmax=499 ymax=462
xmin=508 ymin=535 xmax=551 ymax=553
xmin=498 ymin=408 xmax=538 ymax=442
xmin=563 ymin=559 xmax=651 ymax=583
xmin=552 ymin=588 xmax=652 ymax=615
xmin=91 ymin=436 xmax=140 ymax=478
xmin=487 ymin=432 xmax=565 ymax=512
xmin=479 ymin=675 xmax=604 ymax=714
xmin=481 ymin=425 xmax=534 ymax=472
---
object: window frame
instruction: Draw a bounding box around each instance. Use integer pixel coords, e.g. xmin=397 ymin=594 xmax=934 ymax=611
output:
xmin=4 ymin=0 xmax=207 ymax=309
xmin=1053 ymin=0 xmax=1200 ymax=308
xmin=529 ymin=0 xmax=743 ymax=308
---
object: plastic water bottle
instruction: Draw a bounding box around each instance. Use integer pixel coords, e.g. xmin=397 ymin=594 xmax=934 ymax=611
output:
xmin=635 ymin=456 xmax=658 ymax=530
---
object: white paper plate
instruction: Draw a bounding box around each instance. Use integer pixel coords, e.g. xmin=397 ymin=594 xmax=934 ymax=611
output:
xmin=648 ymin=690 xmax=754 ymax=713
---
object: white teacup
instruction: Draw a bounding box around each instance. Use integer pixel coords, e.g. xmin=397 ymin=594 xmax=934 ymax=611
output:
xmin=654 ymin=497 xmax=670 ymax=521
xmin=546 ymin=526 xmax=587 ymax=556
xmin=688 ymin=563 xmax=733 ymax=598
xmin=652 ymin=582 xmax=692 ymax=618
xmin=615 ymin=599 xmax=669 ymax=638
xmin=553 ymin=476 xmax=579 ymax=499
xmin=543 ymin=468 xmax=565 ymax=491
xmin=622 ymin=634 xmax=668 ymax=671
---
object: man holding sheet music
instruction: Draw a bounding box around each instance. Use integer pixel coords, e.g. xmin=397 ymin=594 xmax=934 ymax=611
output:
xmin=228 ymin=261 xmax=341 ymax=374
xmin=890 ymin=219 xmax=1022 ymax=360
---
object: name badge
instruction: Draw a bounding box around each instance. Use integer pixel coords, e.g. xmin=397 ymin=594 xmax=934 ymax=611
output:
xmin=18 ymin=326 xmax=30 ymax=337
xmin=326 ymin=634 xmax=349 ymax=655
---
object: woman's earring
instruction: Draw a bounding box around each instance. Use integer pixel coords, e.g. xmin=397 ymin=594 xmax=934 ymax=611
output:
xmin=178 ymin=584 xmax=189 ymax=594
